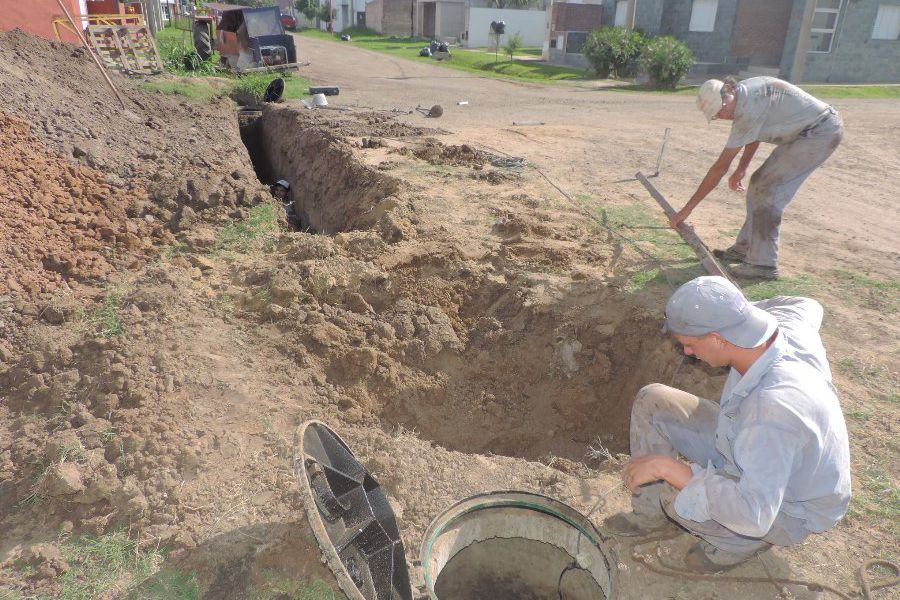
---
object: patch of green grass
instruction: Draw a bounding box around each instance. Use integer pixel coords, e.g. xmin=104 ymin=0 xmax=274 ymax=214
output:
xmin=216 ymin=204 xmax=280 ymax=253
xmin=85 ymin=286 xmax=127 ymax=338
xmin=801 ymin=84 xmax=900 ymax=100
xmin=232 ymin=72 xmax=309 ymax=103
xmin=829 ymin=269 xmax=899 ymax=313
xmin=845 ymin=408 xmax=870 ymax=422
xmin=248 ymin=572 xmax=346 ymax=600
xmin=596 ymin=203 xmax=697 ymax=261
xmin=848 ymin=462 xmax=900 ymax=533
xmin=297 ymin=29 xmax=587 ymax=83
xmin=50 ymin=532 xmax=197 ymax=600
xmin=741 ymin=274 xmax=816 ymax=302
xmin=628 ymin=268 xmax=666 ymax=291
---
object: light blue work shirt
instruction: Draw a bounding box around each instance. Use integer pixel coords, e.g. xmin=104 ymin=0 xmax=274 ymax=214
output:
xmin=674 ymin=297 xmax=851 ymax=541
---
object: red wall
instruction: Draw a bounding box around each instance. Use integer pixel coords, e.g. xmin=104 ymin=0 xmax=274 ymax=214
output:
xmin=0 ymin=0 xmax=84 ymax=44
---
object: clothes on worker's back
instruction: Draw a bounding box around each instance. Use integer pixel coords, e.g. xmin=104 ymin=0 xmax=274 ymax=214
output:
xmin=732 ymin=109 xmax=843 ymax=267
xmin=725 ymin=77 xmax=832 ymax=148
xmin=672 ymin=295 xmax=851 ymax=542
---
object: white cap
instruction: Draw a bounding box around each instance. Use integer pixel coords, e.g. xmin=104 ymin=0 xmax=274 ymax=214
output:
xmin=663 ymin=276 xmax=778 ymax=349
xmin=275 ymin=179 xmax=290 ymax=190
xmin=697 ymin=79 xmax=724 ymax=122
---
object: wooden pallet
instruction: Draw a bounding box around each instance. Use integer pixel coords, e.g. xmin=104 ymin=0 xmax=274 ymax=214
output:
xmin=87 ymin=25 xmax=163 ymax=75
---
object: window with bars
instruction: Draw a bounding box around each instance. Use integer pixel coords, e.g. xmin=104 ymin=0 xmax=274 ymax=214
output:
xmin=808 ymin=0 xmax=842 ymax=53
xmin=872 ymin=4 xmax=900 ymax=40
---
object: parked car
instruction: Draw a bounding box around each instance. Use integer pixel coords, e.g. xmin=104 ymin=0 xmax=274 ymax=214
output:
xmin=281 ymin=13 xmax=297 ymax=31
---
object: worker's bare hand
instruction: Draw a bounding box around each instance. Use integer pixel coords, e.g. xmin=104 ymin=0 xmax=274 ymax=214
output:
xmin=622 ymin=455 xmax=667 ymax=494
xmin=670 ymin=207 xmax=691 ymax=229
xmin=728 ymin=170 xmax=746 ymax=192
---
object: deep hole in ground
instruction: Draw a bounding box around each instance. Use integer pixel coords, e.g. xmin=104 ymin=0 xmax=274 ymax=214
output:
xmin=239 ymin=105 xmax=681 ymax=461
xmin=238 ymin=106 xmax=401 ymax=234
xmin=434 ymin=538 xmax=605 ymax=600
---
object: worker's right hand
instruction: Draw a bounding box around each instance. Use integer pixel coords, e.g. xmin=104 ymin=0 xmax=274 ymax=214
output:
xmin=728 ymin=170 xmax=746 ymax=192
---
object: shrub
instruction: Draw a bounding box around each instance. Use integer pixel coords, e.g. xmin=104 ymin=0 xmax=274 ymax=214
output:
xmin=502 ymin=32 xmax=524 ymax=62
xmin=640 ymin=35 xmax=693 ymax=89
xmin=581 ymin=26 xmax=644 ymax=79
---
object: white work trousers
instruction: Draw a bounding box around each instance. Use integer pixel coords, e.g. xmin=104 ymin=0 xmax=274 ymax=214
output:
xmin=629 ymin=383 xmax=804 ymax=558
xmin=734 ymin=111 xmax=843 ymax=267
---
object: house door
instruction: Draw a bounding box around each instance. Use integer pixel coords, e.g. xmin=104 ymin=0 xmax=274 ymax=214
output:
xmin=730 ymin=0 xmax=793 ymax=66
xmin=422 ymin=2 xmax=436 ymax=38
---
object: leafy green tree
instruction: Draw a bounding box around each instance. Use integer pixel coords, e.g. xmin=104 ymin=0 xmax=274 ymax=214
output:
xmin=502 ymin=32 xmax=523 ymax=62
xmin=640 ymin=36 xmax=693 ymax=89
xmin=296 ymin=0 xmax=319 ymax=20
xmin=581 ymin=26 xmax=644 ymax=78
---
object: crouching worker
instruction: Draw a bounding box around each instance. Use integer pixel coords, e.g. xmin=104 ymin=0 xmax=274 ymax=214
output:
xmin=271 ymin=179 xmax=301 ymax=230
xmin=605 ymin=276 xmax=850 ymax=572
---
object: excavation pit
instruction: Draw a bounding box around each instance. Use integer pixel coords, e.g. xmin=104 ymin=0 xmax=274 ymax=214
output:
xmin=236 ymin=105 xmax=401 ymax=235
xmin=422 ymin=492 xmax=617 ymax=600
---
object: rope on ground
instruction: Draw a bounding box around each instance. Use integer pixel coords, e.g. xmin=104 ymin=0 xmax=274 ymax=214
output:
xmin=627 ymin=537 xmax=900 ymax=600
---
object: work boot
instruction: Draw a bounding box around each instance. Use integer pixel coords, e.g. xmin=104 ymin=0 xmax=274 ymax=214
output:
xmin=729 ymin=262 xmax=779 ymax=280
xmin=684 ymin=540 xmax=758 ymax=573
xmin=603 ymin=511 xmax=672 ymax=537
xmin=712 ymin=245 xmax=746 ymax=262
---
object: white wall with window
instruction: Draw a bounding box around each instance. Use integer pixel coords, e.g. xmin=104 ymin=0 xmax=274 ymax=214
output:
xmin=689 ymin=0 xmax=718 ymax=32
xmin=614 ymin=0 xmax=628 ymax=27
xmin=872 ymin=4 xmax=900 ymax=40
xmin=808 ymin=0 xmax=842 ymax=53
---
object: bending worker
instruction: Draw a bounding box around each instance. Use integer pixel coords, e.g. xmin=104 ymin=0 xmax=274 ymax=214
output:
xmin=271 ymin=179 xmax=301 ymax=230
xmin=605 ymin=276 xmax=850 ymax=572
xmin=672 ymin=77 xmax=843 ymax=280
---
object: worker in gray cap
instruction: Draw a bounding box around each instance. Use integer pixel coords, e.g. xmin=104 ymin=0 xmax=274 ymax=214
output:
xmin=271 ymin=179 xmax=301 ymax=230
xmin=671 ymin=77 xmax=843 ymax=280
xmin=604 ymin=276 xmax=850 ymax=572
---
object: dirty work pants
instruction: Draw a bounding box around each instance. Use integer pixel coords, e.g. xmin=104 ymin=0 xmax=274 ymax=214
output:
xmin=630 ymin=383 xmax=803 ymax=558
xmin=734 ymin=111 xmax=843 ymax=267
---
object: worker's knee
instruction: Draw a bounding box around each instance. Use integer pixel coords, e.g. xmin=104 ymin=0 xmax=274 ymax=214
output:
xmin=632 ymin=383 xmax=673 ymax=418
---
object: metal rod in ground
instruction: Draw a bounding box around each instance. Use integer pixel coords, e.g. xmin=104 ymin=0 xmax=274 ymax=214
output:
xmin=635 ymin=171 xmax=733 ymax=282
xmin=653 ymin=127 xmax=671 ymax=177
xmin=55 ymin=0 xmax=127 ymax=109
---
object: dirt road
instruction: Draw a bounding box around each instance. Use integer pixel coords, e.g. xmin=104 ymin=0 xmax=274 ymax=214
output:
xmin=296 ymin=33 xmax=900 ymax=280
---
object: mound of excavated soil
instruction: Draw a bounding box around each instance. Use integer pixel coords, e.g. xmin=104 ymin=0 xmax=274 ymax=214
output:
xmin=0 ymin=112 xmax=168 ymax=297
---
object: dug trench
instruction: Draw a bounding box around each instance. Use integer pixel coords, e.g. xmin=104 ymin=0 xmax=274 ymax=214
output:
xmin=237 ymin=104 xmax=691 ymax=462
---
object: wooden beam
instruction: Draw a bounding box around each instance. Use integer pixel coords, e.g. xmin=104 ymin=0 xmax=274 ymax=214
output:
xmin=635 ymin=171 xmax=734 ymax=282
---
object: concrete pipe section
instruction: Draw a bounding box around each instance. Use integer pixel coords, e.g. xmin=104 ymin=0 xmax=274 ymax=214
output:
xmin=295 ymin=420 xmax=618 ymax=600
xmin=421 ymin=491 xmax=617 ymax=600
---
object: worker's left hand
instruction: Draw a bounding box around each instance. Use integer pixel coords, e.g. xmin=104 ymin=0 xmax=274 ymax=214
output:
xmin=728 ymin=170 xmax=746 ymax=192
xmin=623 ymin=455 xmax=667 ymax=494
xmin=670 ymin=207 xmax=691 ymax=229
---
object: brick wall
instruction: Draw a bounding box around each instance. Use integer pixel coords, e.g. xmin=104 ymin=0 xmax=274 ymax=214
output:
xmin=553 ymin=2 xmax=604 ymax=32
xmin=730 ymin=0 xmax=792 ymax=66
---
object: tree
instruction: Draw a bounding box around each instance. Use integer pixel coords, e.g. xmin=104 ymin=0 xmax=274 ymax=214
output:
xmin=581 ymin=26 xmax=644 ymax=79
xmin=640 ymin=36 xmax=694 ymax=89
xmin=296 ymin=0 xmax=318 ymax=20
xmin=502 ymin=32 xmax=523 ymax=62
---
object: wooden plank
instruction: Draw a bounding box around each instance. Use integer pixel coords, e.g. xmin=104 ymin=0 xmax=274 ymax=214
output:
xmin=120 ymin=27 xmax=147 ymax=72
xmin=109 ymin=28 xmax=133 ymax=72
xmin=635 ymin=171 xmax=734 ymax=281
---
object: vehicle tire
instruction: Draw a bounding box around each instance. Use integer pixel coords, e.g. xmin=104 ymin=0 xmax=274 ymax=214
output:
xmin=192 ymin=21 xmax=212 ymax=61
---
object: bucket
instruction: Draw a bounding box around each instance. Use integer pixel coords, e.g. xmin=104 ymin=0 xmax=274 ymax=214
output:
xmin=312 ymin=93 xmax=328 ymax=107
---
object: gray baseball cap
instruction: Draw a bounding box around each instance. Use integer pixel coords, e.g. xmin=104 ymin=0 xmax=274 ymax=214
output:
xmin=663 ymin=276 xmax=778 ymax=348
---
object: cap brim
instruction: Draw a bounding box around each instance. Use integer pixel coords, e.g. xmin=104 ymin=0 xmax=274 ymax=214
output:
xmin=717 ymin=306 xmax=778 ymax=348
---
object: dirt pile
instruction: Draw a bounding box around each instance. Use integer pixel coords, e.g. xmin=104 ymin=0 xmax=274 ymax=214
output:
xmin=0 ymin=29 xmax=269 ymax=242
xmin=0 ymin=112 xmax=168 ymax=298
